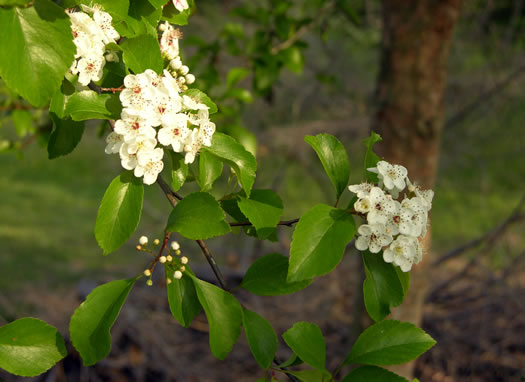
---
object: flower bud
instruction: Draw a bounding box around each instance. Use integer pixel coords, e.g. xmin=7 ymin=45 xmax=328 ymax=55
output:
xmin=170 ymin=57 xmax=182 ymax=70
xmin=181 ymin=256 xmax=188 ymax=264
xmin=167 ymin=255 xmax=173 ymax=262
xmin=180 ymin=65 xmax=189 ymax=75
xmin=175 ymin=249 xmax=181 ymax=256
xmin=144 ymin=269 xmax=152 ymax=277
xmin=185 ymin=74 xmax=195 ymax=85
xmin=153 ymin=239 xmax=160 ymax=246
xmin=105 ymin=52 xmax=119 ymax=63
xmin=136 ymin=245 xmax=142 ymax=251
xmin=159 ymin=256 xmax=167 ymax=264
xmin=139 ymin=236 xmax=148 ymax=245
xmin=179 ymin=266 xmax=186 ymax=272
xmin=166 ymin=278 xmax=172 ymax=285
xmin=171 ymin=241 xmax=180 ymax=251
xmin=174 ymin=270 xmax=183 ymax=279
xmin=146 ymin=279 xmax=153 ymax=286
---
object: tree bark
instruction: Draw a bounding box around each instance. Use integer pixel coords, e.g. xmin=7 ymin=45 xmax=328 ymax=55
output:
xmin=372 ymin=0 xmax=463 ymax=378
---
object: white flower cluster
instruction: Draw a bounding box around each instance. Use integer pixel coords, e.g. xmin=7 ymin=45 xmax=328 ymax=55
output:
xmin=104 ymin=25 xmax=215 ymax=185
xmin=350 ymin=161 xmax=434 ymax=272
xmin=159 ymin=22 xmax=196 ymax=86
xmin=67 ymin=5 xmax=120 ymax=86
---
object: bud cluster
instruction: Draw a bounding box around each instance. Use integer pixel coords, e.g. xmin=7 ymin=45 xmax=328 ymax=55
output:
xmin=67 ymin=5 xmax=120 ymax=86
xmin=349 ymin=161 xmax=434 ymax=272
xmin=136 ymin=236 xmax=188 ymax=285
xmin=104 ymin=23 xmax=215 ymax=185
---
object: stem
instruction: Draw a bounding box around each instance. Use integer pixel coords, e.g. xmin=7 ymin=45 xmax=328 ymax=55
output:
xmin=156 ymin=175 xmax=228 ymax=290
xmin=230 ymin=218 xmax=299 ymax=227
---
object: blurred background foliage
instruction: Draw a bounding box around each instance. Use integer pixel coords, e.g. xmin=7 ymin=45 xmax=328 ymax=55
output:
xmin=0 ymin=0 xmax=524 ymax=380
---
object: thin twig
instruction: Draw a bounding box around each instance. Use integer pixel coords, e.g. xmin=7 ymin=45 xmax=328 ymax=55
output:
xmin=230 ymin=218 xmax=299 ymax=227
xmin=156 ymin=175 xmax=228 ymax=290
xmin=270 ymin=1 xmax=336 ymax=54
xmin=434 ymin=194 xmax=525 ymax=266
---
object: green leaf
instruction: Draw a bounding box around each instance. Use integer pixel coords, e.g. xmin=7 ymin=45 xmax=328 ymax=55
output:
xmin=165 ymin=268 xmax=201 ymax=328
xmin=49 ymin=79 xmax=75 ymax=118
xmin=345 ymin=320 xmax=436 ymax=366
xmin=120 ymin=34 xmax=163 ymax=74
xmin=204 ymin=133 xmax=257 ymax=197
xmin=11 ymin=109 xmax=34 ymax=138
xmin=128 ymin=0 xmax=161 ymax=28
xmin=281 ymin=46 xmax=304 ymax=74
xmin=364 ymin=131 xmax=382 ymax=183
xmin=226 ymin=67 xmax=250 ymax=89
xmin=95 ymin=171 xmax=144 ymax=255
xmin=282 ymin=322 xmax=326 ymax=371
xmin=362 ymin=250 xmax=409 ymax=322
xmin=48 ymin=114 xmax=85 ymax=159
xmin=288 ymin=204 xmax=356 ymax=282
xmin=237 ymin=190 xmax=283 ymax=239
xmin=69 ymin=278 xmax=136 ymax=366
xmin=304 ymin=134 xmax=350 ymax=200
xmin=342 ymin=366 xmax=408 ymax=382
xmin=224 ymin=124 xmax=257 ymax=158
xmin=285 ymin=369 xmax=330 ymax=382
xmin=183 ymin=89 xmax=218 ymax=114
xmin=170 ymin=151 xmax=188 ymax=191
xmin=64 ymin=91 xmax=122 ymax=121
xmin=161 ymin=0 xmax=194 ymax=25
xmin=242 ymin=308 xmax=277 ymax=369
xmin=198 ymin=151 xmax=223 ymax=192
xmin=0 ymin=318 xmax=66 ymax=377
xmin=166 ymin=192 xmax=231 ymax=240
xmin=189 ymin=275 xmax=242 ymax=360
xmin=0 ymin=0 xmax=76 ymax=106
xmin=77 ymin=0 xmax=129 ymax=19
xmin=279 ymin=353 xmax=303 ymax=367
xmin=242 ymin=253 xmax=312 ymax=296
xmin=0 ymin=0 xmax=31 ymax=6
xmin=147 ymin=0 xmax=167 ymax=8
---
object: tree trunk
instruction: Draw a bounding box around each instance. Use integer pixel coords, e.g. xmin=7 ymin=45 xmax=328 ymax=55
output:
xmin=372 ymin=0 xmax=463 ymax=378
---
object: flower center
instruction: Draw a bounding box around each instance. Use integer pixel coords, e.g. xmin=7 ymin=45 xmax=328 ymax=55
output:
xmin=132 ymin=122 xmax=140 ymax=130
xmin=393 ymin=216 xmax=401 ymax=224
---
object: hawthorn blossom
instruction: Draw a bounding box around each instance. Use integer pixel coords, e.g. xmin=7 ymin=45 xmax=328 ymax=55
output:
xmin=355 ymin=224 xmax=393 ymax=253
xmin=173 ymin=0 xmax=189 ymax=13
xmin=368 ymin=160 xmax=408 ymax=197
xmin=105 ymin=132 xmax=124 ymax=154
xmin=383 ymin=235 xmax=421 ymax=272
xmin=134 ymin=148 xmax=164 ymax=185
xmin=76 ymin=55 xmax=105 ymax=86
xmin=366 ymin=187 xmax=397 ymax=225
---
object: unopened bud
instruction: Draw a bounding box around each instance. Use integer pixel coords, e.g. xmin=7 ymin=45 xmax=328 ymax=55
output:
xmin=105 ymin=52 xmax=119 ymax=63
xmin=136 ymin=245 xmax=142 ymax=251
xmin=185 ymin=74 xmax=195 ymax=85
xmin=153 ymin=239 xmax=160 ymax=246
xmin=166 ymin=255 xmax=173 ymax=262
xmin=159 ymin=256 xmax=167 ymax=264
xmin=179 ymin=266 xmax=186 ymax=272
xmin=175 ymin=249 xmax=181 ymax=256
xmin=170 ymin=57 xmax=182 ymax=70
xmin=181 ymin=256 xmax=188 ymax=264
xmin=174 ymin=270 xmax=183 ymax=279
xmin=166 ymin=278 xmax=172 ymax=285
xmin=144 ymin=269 xmax=152 ymax=277
xmin=146 ymin=279 xmax=153 ymax=286
xmin=180 ymin=65 xmax=189 ymax=76
xmin=139 ymin=236 xmax=148 ymax=245
xmin=171 ymin=241 xmax=180 ymax=251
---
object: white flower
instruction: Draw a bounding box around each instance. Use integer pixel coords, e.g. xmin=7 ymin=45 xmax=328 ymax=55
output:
xmin=355 ymin=223 xmax=393 ymax=253
xmin=401 ymin=197 xmax=428 ymax=237
xmin=383 ymin=235 xmax=421 ymax=272
xmin=182 ymin=95 xmax=207 ymax=111
xmin=368 ymin=161 xmax=408 ymax=195
xmin=149 ymin=94 xmax=181 ymax=127
xmin=407 ymin=178 xmax=434 ymax=211
xmin=76 ymin=55 xmax=105 ymax=86
xmin=158 ymin=113 xmax=191 ymax=152
xmin=160 ymin=23 xmax=183 ymax=60
xmin=170 ymin=241 xmax=180 ymax=250
xmin=139 ymin=236 xmax=148 ymax=245
xmin=105 ymin=132 xmax=124 ymax=154
xmin=173 ymin=0 xmax=189 ymax=12
xmin=366 ymin=187 xmax=397 ymax=225
xmin=123 ymin=134 xmax=157 ymax=163
xmin=114 ymin=110 xmax=156 ymax=142
xmin=134 ymin=148 xmax=164 ymax=185
xmin=199 ymin=120 xmax=216 ymax=147
xmin=120 ymin=74 xmax=153 ymax=108
xmin=348 ymin=182 xmax=373 ymax=198
xmin=183 ymin=128 xmax=201 ymax=164
xmin=93 ymin=9 xmax=120 ymax=44
xmin=384 ymin=202 xmax=419 ymax=237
